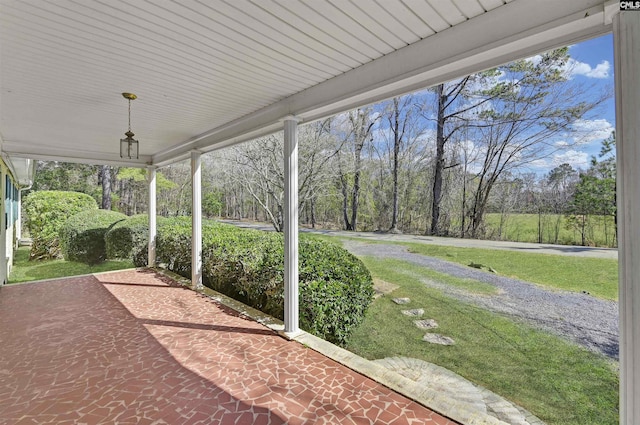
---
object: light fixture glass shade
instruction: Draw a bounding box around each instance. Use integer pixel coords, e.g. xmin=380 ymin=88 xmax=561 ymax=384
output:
xmin=120 ymin=131 xmax=139 ymax=159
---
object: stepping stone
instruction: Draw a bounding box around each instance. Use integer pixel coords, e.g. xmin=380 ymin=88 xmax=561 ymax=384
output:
xmin=401 ymin=308 xmax=424 ymax=317
xmin=374 ymin=279 xmax=399 ymax=298
xmin=392 ymin=297 xmax=411 ymax=305
xmin=414 ymin=319 xmax=438 ymax=330
xmin=423 ymin=333 xmax=455 ymax=345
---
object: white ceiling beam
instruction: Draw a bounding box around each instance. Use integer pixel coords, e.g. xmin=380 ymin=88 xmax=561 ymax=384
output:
xmin=152 ymin=0 xmax=612 ymax=166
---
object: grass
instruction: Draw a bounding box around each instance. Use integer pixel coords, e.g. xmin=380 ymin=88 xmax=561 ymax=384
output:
xmin=402 ymin=242 xmax=618 ymax=301
xmin=9 ymin=246 xmax=134 ymax=284
xmin=347 ymin=257 xmax=619 ymax=425
xmin=305 ymin=232 xmax=619 ymax=301
xmin=385 ymin=259 xmax=499 ymax=295
xmin=483 ymin=213 xmax=616 ymax=247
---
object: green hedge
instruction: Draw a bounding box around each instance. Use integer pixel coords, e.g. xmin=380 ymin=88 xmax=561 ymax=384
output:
xmin=150 ymin=219 xmax=373 ymax=346
xmin=60 ymin=209 xmax=126 ymax=264
xmin=106 ymin=214 xmax=166 ymax=261
xmin=24 ymin=191 xmax=98 ymax=260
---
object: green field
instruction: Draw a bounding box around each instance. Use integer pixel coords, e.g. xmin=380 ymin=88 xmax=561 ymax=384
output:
xmin=483 ymin=213 xmax=617 ymax=248
xmin=306 ymin=232 xmax=619 ymax=301
xmin=403 ymin=242 xmax=618 ymax=300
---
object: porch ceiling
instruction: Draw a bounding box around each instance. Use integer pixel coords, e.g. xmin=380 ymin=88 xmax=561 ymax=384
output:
xmin=0 ymin=0 xmax=616 ymax=170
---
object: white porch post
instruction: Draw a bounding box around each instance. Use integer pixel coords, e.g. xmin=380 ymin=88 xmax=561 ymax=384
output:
xmin=0 ymin=167 xmax=6 ymax=285
xmin=147 ymin=166 xmax=157 ymax=267
xmin=191 ymin=151 xmax=203 ymax=290
xmin=614 ymin=11 xmax=640 ymax=425
xmin=283 ymin=116 xmax=301 ymax=336
xmin=16 ymin=189 xmax=21 ymax=243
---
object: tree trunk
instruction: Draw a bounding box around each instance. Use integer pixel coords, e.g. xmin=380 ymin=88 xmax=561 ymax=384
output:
xmin=461 ymin=162 xmax=467 ymax=238
xmin=429 ymin=84 xmax=446 ymax=235
xmin=350 ymin=170 xmax=360 ymax=231
xmin=340 ymin=172 xmax=352 ymax=230
xmin=350 ymin=140 xmax=364 ymax=232
xmin=470 ymin=176 xmax=496 ymax=238
xmin=389 ymin=98 xmax=401 ymax=232
xmin=101 ymin=165 xmax=112 ymax=210
xmin=538 ymin=208 xmax=543 ymax=244
xmin=127 ymin=182 xmax=133 ymax=216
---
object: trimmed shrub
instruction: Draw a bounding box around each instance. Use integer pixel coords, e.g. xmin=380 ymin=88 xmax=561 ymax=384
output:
xmin=204 ymin=229 xmax=281 ymax=307
xmin=152 ymin=219 xmax=374 ymax=346
xmin=60 ymin=209 xmax=126 ymax=264
xmin=298 ymin=239 xmax=374 ymax=344
xmin=151 ymin=216 xmax=197 ymax=272
xmin=24 ymin=191 xmax=98 ymax=259
xmin=106 ymin=214 xmax=166 ymax=261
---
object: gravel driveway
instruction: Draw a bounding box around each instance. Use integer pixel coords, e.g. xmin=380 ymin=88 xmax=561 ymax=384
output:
xmin=343 ymin=240 xmax=619 ymax=360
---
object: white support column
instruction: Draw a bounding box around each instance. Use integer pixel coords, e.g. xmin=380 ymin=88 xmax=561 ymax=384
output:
xmin=283 ymin=116 xmax=301 ymax=337
xmin=16 ymin=189 xmax=21 ymax=243
xmin=147 ymin=166 xmax=157 ymax=268
xmin=191 ymin=151 xmax=203 ymax=290
xmin=0 ymin=167 xmax=6 ymax=285
xmin=614 ymin=11 xmax=640 ymax=425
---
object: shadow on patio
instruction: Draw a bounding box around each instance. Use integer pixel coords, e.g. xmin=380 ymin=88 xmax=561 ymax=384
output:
xmin=0 ymin=269 xmax=455 ymax=424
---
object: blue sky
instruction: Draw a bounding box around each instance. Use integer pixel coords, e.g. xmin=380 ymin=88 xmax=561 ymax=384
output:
xmin=546 ymin=33 xmax=616 ymax=172
xmin=354 ymin=34 xmax=617 ymax=177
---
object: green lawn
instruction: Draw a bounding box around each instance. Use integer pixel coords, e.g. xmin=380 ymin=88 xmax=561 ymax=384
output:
xmin=396 ymin=261 xmax=499 ymax=295
xmin=483 ymin=213 xmax=616 ymax=247
xmin=305 ymin=232 xmax=619 ymax=301
xmin=347 ymin=257 xmax=619 ymax=425
xmin=402 ymin=242 xmax=618 ymax=301
xmin=9 ymin=246 xmax=134 ymax=283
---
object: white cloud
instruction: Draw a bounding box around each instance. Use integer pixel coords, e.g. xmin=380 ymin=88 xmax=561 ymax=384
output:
xmin=587 ymin=61 xmax=610 ymax=78
xmin=566 ymin=59 xmax=610 ymax=79
xmin=554 ymin=140 xmax=570 ymax=148
xmin=581 ymin=60 xmax=608 ymax=78
xmin=572 ymin=118 xmax=613 ymax=133
xmin=552 ymin=150 xmax=589 ymax=169
xmin=571 ymin=119 xmax=614 ymax=144
xmin=526 ymin=158 xmax=550 ymax=170
xmin=569 ymin=60 xmax=591 ymax=76
xmin=525 ymin=55 xmax=610 ymax=79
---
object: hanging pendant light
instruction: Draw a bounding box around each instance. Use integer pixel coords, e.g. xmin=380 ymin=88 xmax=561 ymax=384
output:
xmin=120 ymin=92 xmax=139 ymax=159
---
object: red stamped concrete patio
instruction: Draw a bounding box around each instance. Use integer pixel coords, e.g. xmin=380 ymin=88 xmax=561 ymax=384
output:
xmin=0 ymin=269 xmax=458 ymax=425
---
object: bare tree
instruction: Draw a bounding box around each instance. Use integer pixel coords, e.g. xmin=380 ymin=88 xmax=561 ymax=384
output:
xmin=465 ymin=48 xmax=607 ymax=237
xmin=424 ymin=77 xmax=503 ymax=236
xmin=229 ymin=136 xmax=285 ymax=230
xmin=428 ymin=81 xmax=468 ymax=235
xmin=225 ymin=121 xmax=339 ymax=231
xmin=378 ymin=95 xmax=427 ymax=233
xmin=335 ymin=109 xmax=376 ymax=231
xmin=298 ymin=119 xmax=339 ymax=228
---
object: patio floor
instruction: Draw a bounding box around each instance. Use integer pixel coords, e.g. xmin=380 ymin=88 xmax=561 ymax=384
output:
xmin=0 ymin=269 xmax=458 ymax=425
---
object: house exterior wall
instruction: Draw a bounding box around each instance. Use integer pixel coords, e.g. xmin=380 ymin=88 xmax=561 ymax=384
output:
xmin=0 ymin=159 xmax=20 ymax=284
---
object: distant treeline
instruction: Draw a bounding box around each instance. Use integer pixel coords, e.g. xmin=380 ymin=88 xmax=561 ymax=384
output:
xmin=27 ymin=48 xmax=616 ymax=247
